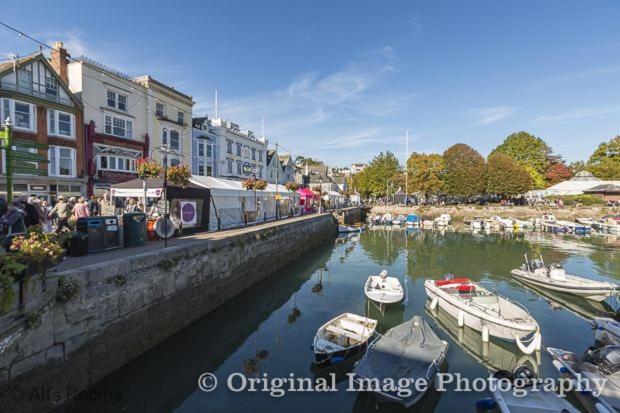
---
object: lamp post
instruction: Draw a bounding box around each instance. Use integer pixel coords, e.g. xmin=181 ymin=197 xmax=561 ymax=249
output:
xmin=1 ymin=118 xmax=13 ymax=202
xmin=150 ymin=144 xmax=183 ymax=247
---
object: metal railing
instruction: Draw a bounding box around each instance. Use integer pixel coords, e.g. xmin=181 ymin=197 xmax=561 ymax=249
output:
xmin=1 ymin=81 xmax=73 ymax=106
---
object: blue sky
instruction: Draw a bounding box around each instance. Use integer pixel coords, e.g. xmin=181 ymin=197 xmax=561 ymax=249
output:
xmin=1 ymin=0 xmax=619 ymax=166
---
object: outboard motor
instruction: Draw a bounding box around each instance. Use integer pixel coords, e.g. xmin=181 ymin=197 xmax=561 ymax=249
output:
xmin=379 ymin=269 xmax=388 ymax=279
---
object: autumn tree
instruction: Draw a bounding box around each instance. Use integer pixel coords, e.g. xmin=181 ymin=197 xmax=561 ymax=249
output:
xmin=587 ymin=136 xmax=620 ymax=179
xmin=544 ymin=162 xmax=573 ymax=185
xmin=442 ymin=144 xmax=486 ymax=198
xmin=491 ymin=131 xmax=553 ymax=188
xmin=406 ymin=153 xmax=444 ymax=199
xmin=486 ymin=153 xmax=533 ymax=196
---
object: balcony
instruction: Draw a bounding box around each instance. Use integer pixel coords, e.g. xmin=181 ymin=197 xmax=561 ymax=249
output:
xmin=0 ymin=81 xmax=73 ymax=107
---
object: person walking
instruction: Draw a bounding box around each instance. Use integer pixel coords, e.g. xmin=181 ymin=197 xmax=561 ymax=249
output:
xmin=87 ymin=196 xmax=100 ymax=216
xmin=49 ymin=196 xmax=71 ymax=233
xmin=72 ymin=197 xmax=90 ymax=221
xmin=21 ymin=196 xmax=42 ymax=228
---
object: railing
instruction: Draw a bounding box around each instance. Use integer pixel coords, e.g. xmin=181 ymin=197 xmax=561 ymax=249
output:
xmin=0 ymin=81 xmax=74 ymax=106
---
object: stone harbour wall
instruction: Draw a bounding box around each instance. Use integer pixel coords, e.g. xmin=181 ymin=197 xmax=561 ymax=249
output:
xmin=0 ymin=214 xmax=336 ymax=413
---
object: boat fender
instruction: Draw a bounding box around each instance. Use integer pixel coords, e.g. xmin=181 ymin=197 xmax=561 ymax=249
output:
xmin=458 ymin=310 xmax=464 ymax=328
xmin=430 ymin=297 xmax=438 ymax=311
xmin=482 ymin=325 xmax=489 ymax=343
xmin=514 ymin=331 xmax=541 ymax=355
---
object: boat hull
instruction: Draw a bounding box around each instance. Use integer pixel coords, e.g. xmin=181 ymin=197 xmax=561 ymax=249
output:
xmin=314 ymin=341 xmax=368 ymax=364
xmin=510 ymin=269 xmax=615 ymax=302
xmin=424 ymin=280 xmax=537 ymax=341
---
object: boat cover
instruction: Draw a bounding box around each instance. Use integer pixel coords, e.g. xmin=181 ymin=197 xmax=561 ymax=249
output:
xmin=354 ymin=316 xmax=446 ymax=399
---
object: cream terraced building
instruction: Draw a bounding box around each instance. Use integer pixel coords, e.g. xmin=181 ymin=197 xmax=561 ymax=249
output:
xmin=133 ymin=76 xmax=194 ymax=166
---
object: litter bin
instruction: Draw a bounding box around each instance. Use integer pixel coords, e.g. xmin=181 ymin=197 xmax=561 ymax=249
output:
xmin=77 ymin=216 xmax=121 ymax=253
xmin=68 ymin=233 xmax=89 ymax=257
xmin=123 ymin=212 xmax=147 ymax=247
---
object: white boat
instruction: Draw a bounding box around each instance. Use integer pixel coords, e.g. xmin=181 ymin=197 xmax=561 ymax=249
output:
xmin=556 ymin=220 xmax=591 ymax=234
xmin=512 ymin=219 xmax=532 ymax=230
xmin=365 ymin=270 xmax=404 ymax=305
xmin=577 ymin=217 xmax=597 ymax=226
xmin=370 ymin=215 xmax=383 ymax=225
xmin=541 ymin=213 xmax=557 ymax=224
xmin=510 ymin=254 xmax=616 ymax=302
xmin=313 ymin=313 xmax=377 ymax=364
xmin=422 ymin=219 xmax=434 ymax=229
xmin=491 ymin=215 xmax=514 ymax=229
xmin=381 ymin=213 xmax=393 ymax=225
xmin=470 ymin=218 xmax=485 ymax=230
xmin=425 ymin=276 xmax=540 ymax=353
xmin=392 ymin=215 xmax=406 ymax=225
xmin=338 ymin=224 xmax=364 ymax=233
xmin=434 ymin=214 xmax=451 ymax=226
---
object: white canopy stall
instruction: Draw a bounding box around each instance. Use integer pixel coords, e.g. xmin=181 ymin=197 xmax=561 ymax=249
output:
xmin=189 ymin=176 xmax=297 ymax=230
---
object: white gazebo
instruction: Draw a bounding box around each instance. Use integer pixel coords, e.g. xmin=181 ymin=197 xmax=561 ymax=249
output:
xmin=543 ymin=171 xmax=603 ymax=196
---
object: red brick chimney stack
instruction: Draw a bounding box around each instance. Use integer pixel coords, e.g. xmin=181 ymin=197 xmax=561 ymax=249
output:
xmin=50 ymin=41 xmax=69 ymax=84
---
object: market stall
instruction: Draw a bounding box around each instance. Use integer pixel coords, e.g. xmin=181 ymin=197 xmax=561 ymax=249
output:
xmin=297 ymin=187 xmax=317 ymax=213
xmin=110 ymin=177 xmax=211 ymax=235
xmin=189 ymin=176 xmax=297 ymax=231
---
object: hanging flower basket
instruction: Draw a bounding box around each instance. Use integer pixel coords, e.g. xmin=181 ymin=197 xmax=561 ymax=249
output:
xmin=166 ymin=164 xmax=192 ymax=187
xmin=242 ymin=178 xmax=268 ymax=191
xmin=136 ymin=158 xmax=162 ymax=179
xmin=284 ymin=181 xmax=299 ymax=191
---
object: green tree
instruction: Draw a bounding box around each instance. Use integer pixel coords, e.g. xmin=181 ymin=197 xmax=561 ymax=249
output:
xmin=491 ymin=131 xmax=553 ymax=178
xmin=406 ymin=153 xmax=444 ymax=198
xmin=294 ymin=156 xmax=323 ymax=166
xmin=486 ymin=153 xmax=533 ymax=196
xmin=355 ymin=152 xmax=402 ymax=196
xmin=443 ymin=144 xmax=486 ymax=198
xmin=587 ymin=136 xmax=620 ymax=179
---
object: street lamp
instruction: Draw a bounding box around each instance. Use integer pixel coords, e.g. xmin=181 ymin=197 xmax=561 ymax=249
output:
xmin=150 ymin=144 xmax=184 ymax=247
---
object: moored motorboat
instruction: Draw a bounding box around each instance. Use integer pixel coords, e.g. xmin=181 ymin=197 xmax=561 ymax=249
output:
xmin=510 ymin=254 xmax=616 ymax=302
xmin=313 ymin=313 xmax=378 ymax=364
xmin=370 ymin=215 xmax=383 ymax=226
xmin=338 ymin=224 xmax=363 ymax=233
xmin=393 ymin=214 xmax=407 ymax=225
xmin=556 ymin=220 xmax=591 ymax=234
xmin=381 ymin=213 xmax=393 ymax=226
xmin=548 ymin=346 xmax=620 ymax=412
xmin=405 ymin=214 xmax=420 ymax=227
xmin=352 ymin=316 xmax=448 ymax=407
xmin=422 ymin=219 xmax=435 ymax=229
xmin=365 ymin=270 xmax=404 ymax=305
xmin=594 ymin=318 xmax=620 ymax=346
xmin=476 ymin=367 xmax=580 ymax=413
xmin=470 ymin=217 xmax=485 ymax=230
xmin=434 ymin=213 xmax=451 ymax=226
xmin=425 ymin=276 xmax=540 ymax=353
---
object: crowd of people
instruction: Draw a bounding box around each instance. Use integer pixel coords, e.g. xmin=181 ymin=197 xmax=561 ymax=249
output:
xmin=0 ymin=195 xmax=106 ymax=237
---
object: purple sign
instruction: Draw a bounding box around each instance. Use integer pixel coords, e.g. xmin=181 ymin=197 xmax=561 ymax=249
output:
xmin=181 ymin=202 xmax=196 ymax=223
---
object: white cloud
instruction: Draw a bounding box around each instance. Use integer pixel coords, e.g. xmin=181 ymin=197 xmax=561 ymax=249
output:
xmin=468 ymin=106 xmax=516 ymax=125
xmin=534 ymin=105 xmax=620 ymax=123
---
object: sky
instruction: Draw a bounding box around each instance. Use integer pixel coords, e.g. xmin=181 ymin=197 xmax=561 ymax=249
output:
xmin=1 ymin=0 xmax=619 ymax=166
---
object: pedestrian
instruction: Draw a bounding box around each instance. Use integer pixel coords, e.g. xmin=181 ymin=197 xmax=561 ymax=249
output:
xmin=49 ymin=196 xmax=71 ymax=233
xmin=88 ymin=196 xmax=100 ymax=216
xmin=125 ymin=198 xmax=138 ymax=212
xmin=72 ymin=197 xmax=90 ymax=221
xmin=20 ymin=196 xmax=42 ymax=228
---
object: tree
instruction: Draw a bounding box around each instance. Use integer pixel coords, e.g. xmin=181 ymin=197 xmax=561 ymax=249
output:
xmin=568 ymin=160 xmax=586 ymax=175
xmin=486 ymin=153 xmax=533 ymax=196
xmin=587 ymin=136 xmax=620 ymax=179
xmin=544 ymin=162 xmax=573 ymax=185
xmin=354 ymin=152 xmax=402 ymax=197
xmin=442 ymin=144 xmax=486 ymax=198
xmin=491 ymin=131 xmax=553 ymax=178
xmin=294 ymin=156 xmax=323 ymax=166
xmin=406 ymin=153 xmax=444 ymax=199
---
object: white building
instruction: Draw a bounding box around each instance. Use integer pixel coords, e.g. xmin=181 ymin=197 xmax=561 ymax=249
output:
xmin=209 ymin=118 xmax=267 ymax=180
xmin=351 ymin=163 xmax=367 ymax=174
xmin=67 ymin=56 xmax=149 ymax=194
xmin=542 ymin=170 xmax=620 ymax=196
xmin=133 ymin=75 xmax=194 ymax=167
xmin=191 ymin=116 xmax=216 ymax=177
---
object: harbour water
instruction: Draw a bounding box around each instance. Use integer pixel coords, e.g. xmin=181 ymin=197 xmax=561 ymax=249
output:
xmin=58 ymin=228 xmax=620 ymax=412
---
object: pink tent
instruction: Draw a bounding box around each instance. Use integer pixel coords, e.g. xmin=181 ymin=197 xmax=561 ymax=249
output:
xmin=296 ymin=187 xmax=316 ymax=212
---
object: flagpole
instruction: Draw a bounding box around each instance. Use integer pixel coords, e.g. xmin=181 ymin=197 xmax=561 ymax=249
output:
xmin=405 ymin=129 xmax=408 ymax=206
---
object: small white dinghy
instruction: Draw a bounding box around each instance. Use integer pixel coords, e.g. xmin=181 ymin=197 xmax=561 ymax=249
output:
xmin=594 ymin=318 xmax=620 ymax=346
xmin=338 ymin=224 xmax=364 ymax=233
xmin=313 ymin=313 xmax=377 ymax=364
xmin=365 ymin=270 xmax=404 ymax=305
xmin=434 ymin=213 xmax=451 ymax=226
xmin=511 ymin=254 xmax=617 ymax=302
xmin=425 ymin=276 xmax=541 ymax=354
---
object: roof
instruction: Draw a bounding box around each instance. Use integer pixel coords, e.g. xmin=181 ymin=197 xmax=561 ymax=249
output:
xmin=111 ymin=177 xmax=204 ymax=190
xmin=573 ymin=170 xmax=600 ymax=181
xmin=266 ymin=150 xmax=277 ymax=165
xmin=0 ymin=52 xmax=40 ymax=74
xmin=543 ymin=171 xmax=607 ymax=195
xmin=584 ymin=184 xmax=620 ymax=194
xmin=190 ymin=175 xmax=291 ymax=195
xmin=192 ymin=116 xmax=208 ymax=129
xmin=133 ymin=75 xmax=194 ymax=104
xmin=332 ymin=176 xmax=346 ymax=185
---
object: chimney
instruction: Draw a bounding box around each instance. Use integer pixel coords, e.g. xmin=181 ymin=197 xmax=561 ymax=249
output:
xmin=50 ymin=41 xmax=69 ymax=84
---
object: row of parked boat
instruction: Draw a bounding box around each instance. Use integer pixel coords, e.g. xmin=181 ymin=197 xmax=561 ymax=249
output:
xmin=311 ymin=255 xmax=619 ymax=410
xmin=368 ymin=212 xmax=620 ymax=235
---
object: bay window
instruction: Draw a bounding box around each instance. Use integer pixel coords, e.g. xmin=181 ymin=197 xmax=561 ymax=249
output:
xmin=1 ymin=99 xmax=36 ymax=132
xmin=48 ymin=109 xmax=75 ymax=138
xmin=98 ymin=155 xmax=136 ymax=172
xmin=48 ymin=146 xmax=76 ymax=177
